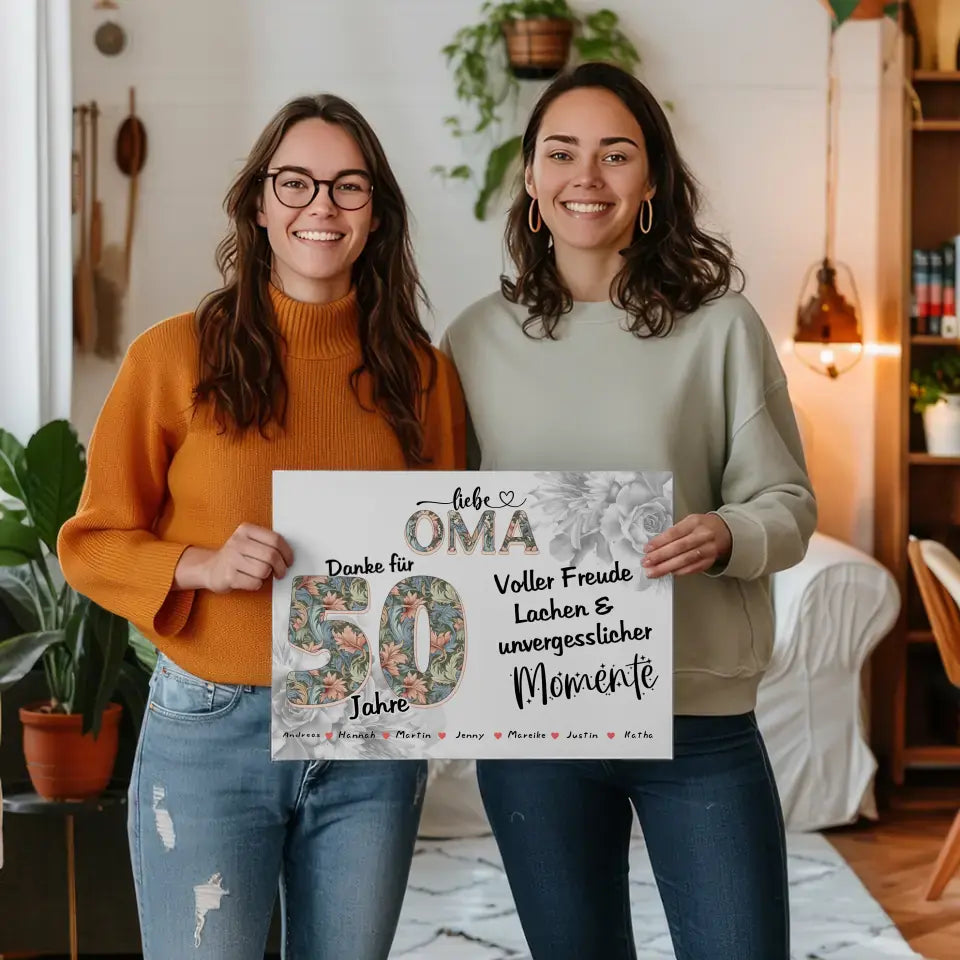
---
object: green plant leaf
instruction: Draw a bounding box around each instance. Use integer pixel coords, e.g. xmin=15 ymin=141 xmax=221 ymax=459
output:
xmin=910 ymin=352 xmax=960 ymax=412
xmin=127 ymin=622 xmax=158 ymax=673
xmin=83 ymin=602 xmax=129 ymax=737
xmin=0 ymin=429 xmax=27 ymax=506
xmin=585 ymin=9 xmax=618 ymax=32
xmin=0 ymin=514 xmax=43 ymax=566
xmin=0 ymin=566 xmax=43 ymax=633
xmin=883 ymin=1 xmax=900 ymax=20
xmin=829 ymin=0 xmax=861 ymax=27
xmin=115 ymin=660 xmax=149 ymax=730
xmin=23 ymin=419 xmax=86 ymax=555
xmin=70 ymin=603 xmax=97 ymax=718
xmin=475 ymin=135 xmax=523 ymax=221
xmin=574 ymin=36 xmax=618 ymax=61
xmin=0 ymin=630 xmax=62 ymax=691
xmin=63 ymin=600 xmax=85 ymax=661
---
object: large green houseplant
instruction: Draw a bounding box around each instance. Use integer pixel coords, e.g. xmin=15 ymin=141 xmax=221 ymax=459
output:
xmin=436 ymin=1 xmax=641 ymax=219
xmin=0 ymin=419 xmax=155 ymax=797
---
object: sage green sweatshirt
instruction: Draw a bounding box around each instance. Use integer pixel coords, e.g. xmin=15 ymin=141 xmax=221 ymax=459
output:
xmin=441 ymin=290 xmax=817 ymax=716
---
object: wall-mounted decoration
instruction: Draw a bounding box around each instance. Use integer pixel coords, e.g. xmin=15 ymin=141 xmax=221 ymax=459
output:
xmin=69 ymin=88 xmax=146 ymax=358
xmin=73 ymin=104 xmax=96 ymax=353
xmin=94 ymin=20 xmax=126 ymax=56
xmin=90 ymin=101 xmax=123 ymax=359
xmin=436 ymin=2 xmax=642 ymax=220
xmin=116 ymin=88 xmax=146 ymax=289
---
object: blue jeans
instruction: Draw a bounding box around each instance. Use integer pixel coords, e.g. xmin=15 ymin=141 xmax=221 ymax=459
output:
xmin=128 ymin=653 xmax=426 ymax=960
xmin=477 ymin=713 xmax=788 ymax=960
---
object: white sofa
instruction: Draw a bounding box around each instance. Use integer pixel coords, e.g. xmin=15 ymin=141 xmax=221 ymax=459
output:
xmin=419 ymin=531 xmax=900 ymax=837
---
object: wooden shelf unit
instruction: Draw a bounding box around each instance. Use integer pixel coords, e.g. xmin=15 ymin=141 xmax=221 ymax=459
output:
xmin=902 ymin=746 xmax=960 ymax=766
xmin=913 ymin=71 xmax=960 ymax=83
xmin=908 ymin=454 xmax=960 ymax=466
xmin=874 ymin=37 xmax=960 ymax=790
xmin=913 ymin=120 xmax=960 ymax=132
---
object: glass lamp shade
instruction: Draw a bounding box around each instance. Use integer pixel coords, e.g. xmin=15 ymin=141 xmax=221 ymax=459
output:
xmin=793 ymin=257 xmax=863 ymax=379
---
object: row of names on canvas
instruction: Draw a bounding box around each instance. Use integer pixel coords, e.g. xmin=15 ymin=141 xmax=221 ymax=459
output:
xmin=281 ymin=729 xmax=657 ymax=740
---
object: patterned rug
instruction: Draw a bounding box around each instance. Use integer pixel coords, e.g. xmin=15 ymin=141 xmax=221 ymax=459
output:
xmin=391 ymin=832 xmax=925 ymax=959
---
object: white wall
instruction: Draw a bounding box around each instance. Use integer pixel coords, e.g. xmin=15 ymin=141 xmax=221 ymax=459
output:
xmin=70 ymin=0 xmax=882 ymax=551
xmin=1 ymin=0 xmax=72 ymax=444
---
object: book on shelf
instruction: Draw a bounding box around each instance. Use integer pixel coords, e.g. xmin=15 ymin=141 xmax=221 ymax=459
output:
xmin=911 ymin=236 xmax=960 ymax=337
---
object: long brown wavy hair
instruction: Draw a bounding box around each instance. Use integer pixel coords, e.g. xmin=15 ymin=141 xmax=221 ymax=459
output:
xmin=502 ymin=62 xmax=743 ymax=339
xmin=193 ymin=94 xmax=436 ymax=463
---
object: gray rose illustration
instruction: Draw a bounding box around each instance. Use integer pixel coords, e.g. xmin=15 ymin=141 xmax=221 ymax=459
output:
xmin=530 ymin=471 xmax=673 ymax=590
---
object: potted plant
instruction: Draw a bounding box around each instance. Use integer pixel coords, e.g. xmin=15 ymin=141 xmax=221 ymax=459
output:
xmin=436 ymin=1 xmax=641 ymax=219
xmin=0 ymin=418 xmax=155 ymax=799
xmin=910 ymin=353 xmax=960 ymax=456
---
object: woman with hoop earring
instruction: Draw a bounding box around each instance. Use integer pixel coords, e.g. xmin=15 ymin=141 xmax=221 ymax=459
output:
xmin=442 ymin=62 xmax=815 ymax=960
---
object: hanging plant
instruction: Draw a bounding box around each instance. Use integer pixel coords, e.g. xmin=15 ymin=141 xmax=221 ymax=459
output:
xmin=434 ymin=1 xmax=641 ymax=220
xmin=818 ymin=0 xmax=903 ymax=29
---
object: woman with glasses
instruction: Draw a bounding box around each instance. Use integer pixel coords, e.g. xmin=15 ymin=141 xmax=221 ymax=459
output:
xmin=58 ymin=95 xmax=465 ymax=960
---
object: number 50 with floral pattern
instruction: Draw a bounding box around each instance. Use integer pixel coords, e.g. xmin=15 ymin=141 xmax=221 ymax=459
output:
xmin=286 ymin=574 xmax=466 ymax=708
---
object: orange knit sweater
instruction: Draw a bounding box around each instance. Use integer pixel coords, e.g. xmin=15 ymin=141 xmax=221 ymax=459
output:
xmin=58 ymin=285 xmax=466 ymax=685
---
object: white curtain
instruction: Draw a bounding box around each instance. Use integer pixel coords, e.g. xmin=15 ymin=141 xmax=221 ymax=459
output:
xmin=0 ymin=0 xmax=72 ymax=870
xmin=0 ymin=0 xmax=72 ymax=443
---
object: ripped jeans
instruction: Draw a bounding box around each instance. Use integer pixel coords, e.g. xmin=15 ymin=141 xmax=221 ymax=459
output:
xmin=128 ymin=653 xmax=426 ymax=960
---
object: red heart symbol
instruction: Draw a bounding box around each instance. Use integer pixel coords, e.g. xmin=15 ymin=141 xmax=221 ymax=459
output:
xmin=325 ymin=732 xmax=333 ymax=740
xmin=607 ymin=732 xmax=615 ymax=739
xmin=494 ymin=732 xmax=502 ymax=739
xmin=438 ymin=732 xmax=446 ymax=739
xmin=382 ymin=732 xmax=390 ymax=739
xmin=551 ymin=732 xmax=560 ymax=739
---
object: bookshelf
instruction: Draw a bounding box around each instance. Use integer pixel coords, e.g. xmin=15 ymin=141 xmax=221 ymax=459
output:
xmin=913 ymin=71 xmax=960 ymax=82
xmin=874 ymin=39 xmax=960 ymax=789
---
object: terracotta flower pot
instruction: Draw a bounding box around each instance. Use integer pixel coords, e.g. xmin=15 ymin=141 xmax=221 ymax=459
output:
xmin=502 ymin=17 xmax=573 ymax=79
xmin=20 ymin=701 xmax=123 ymax=800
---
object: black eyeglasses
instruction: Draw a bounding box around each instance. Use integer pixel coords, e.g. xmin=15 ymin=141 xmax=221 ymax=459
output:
xmin=260 ymin=166 xmax=374 ymax=211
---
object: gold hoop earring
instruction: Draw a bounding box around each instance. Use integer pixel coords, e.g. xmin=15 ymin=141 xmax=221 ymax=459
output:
xmin=639 ymin=198 xmax=654 ymax=235
xmin=528 ymin=198 xmax=542 ymax=234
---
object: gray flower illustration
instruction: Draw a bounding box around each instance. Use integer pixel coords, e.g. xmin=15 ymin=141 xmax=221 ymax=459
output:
xmin=529 ymin=471 xmax=673 ymax=590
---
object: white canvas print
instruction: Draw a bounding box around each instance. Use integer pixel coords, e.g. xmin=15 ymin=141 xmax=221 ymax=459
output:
xmin=271 ymin=471 xmax=673 ymax=760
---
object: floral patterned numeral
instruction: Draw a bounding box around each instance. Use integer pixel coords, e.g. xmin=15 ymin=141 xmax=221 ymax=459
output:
xmin=286 ymin=575 xmax=371 ymax=708
xmin=379 ymin=576 xmax=466 ymax=706
xmin=285 ymin=575 xmax=467 ymax=709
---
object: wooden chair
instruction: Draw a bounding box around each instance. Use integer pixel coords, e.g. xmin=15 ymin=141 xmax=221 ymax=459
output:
xmin=907 ymin=537 xmax=960 ymax=901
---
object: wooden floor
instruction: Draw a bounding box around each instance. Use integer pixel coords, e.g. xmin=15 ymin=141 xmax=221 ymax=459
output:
xmin=827 ymin=808 xmax=960 ymax=960
xmin=6 ymin=810 xmax=960 ymax=960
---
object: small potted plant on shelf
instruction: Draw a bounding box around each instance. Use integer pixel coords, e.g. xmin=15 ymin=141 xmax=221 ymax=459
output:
xmin=0 ymin=418 xmax=155 ymax=800
xmin=911 ymin=353 xmax=960 ymax=456
xmin=437 ymin=1 xmax=641 ymax=219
